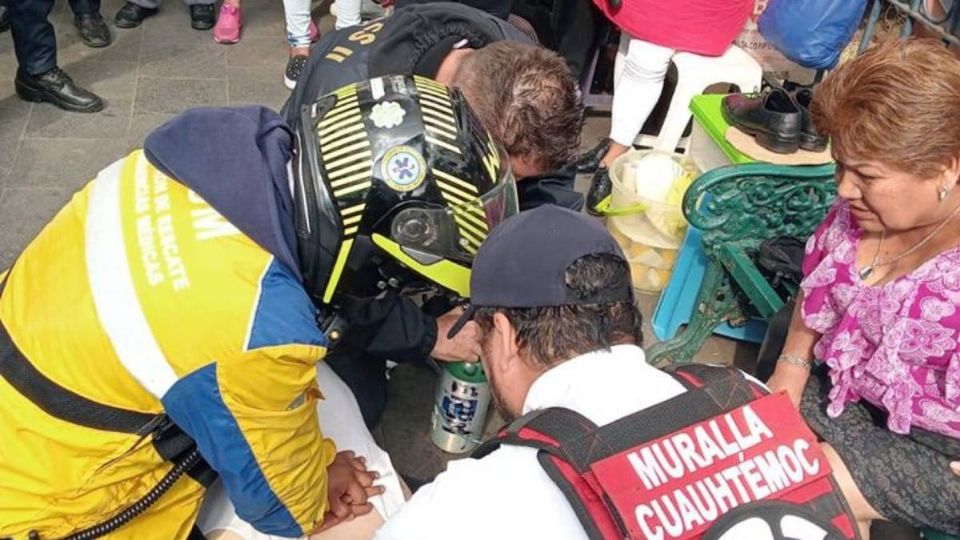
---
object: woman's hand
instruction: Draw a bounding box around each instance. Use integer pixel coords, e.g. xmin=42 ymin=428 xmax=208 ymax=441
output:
xmin=314 ymin=451 xmax=385 ymax=533
xmin=766 ymin=363 xmax=811 ymax=408
xmin=951 ymin=461 xmax=960 ymax=478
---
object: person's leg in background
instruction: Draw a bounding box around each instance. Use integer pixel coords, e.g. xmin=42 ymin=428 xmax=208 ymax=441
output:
xmin=584 ymin=35 xmax=674 ymax=213
xmin=282 ymin=0 xmax=315 ymax=90
xmin=213 ymin=0 xmax=243 ymax=44
xmin=183 ymin=0 xmax=215 ymax=31
xmin=334 ymin=0 xmax=361 ymax=29
xmin=68 ymin=0 xmax=111 ymax=48
xmin=0 ymin=0 xmax=11 ymax=33
xmin=115 ymin=0 xmax=159 ymax=29
xmin=10 ymin=0 xmax=104 ymax=112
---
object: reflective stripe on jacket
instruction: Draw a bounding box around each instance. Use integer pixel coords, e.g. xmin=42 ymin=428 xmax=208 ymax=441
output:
xmin=0 ymin=150 xmax=334 ymax=539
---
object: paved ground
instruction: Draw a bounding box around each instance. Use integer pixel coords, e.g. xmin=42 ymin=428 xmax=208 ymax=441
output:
xmin=0 ymin=0 xmax=756 ymax=480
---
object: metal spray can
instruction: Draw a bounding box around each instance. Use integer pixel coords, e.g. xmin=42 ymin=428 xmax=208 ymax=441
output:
xmin=430 ymin=361 xmax=491 ymax=453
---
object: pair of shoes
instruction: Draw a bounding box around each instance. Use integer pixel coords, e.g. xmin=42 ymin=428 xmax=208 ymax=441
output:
xmin=75 ymin=13 xmax=112 ymax=47
xmin=15 ymin=67 xmax=104 ymax=113
xmin=213 ymin=2 xmax=241 ymax=43
xmin=115 ymin=2 xmax=157 ymax=28
xmin=575 ymin=138 xmax=611 ymax=174
xmin=0 ymin=2 xmax=10 ymax=33
xmin=585 ymin=167 xmax=613 ymax=217
xmin=284 ymin=54 xmax=309 ymax=90
xmin=791 ymin=87 xmax=828 ymax=152
xmin=190 ymin=4 xmax=215 ymax=30
xmin=722 ymin=87 xmax=827 ymax=154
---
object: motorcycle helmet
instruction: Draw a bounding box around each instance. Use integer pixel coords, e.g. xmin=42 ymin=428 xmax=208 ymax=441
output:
xmin=292 ymin=75 xmax=519 ymax=306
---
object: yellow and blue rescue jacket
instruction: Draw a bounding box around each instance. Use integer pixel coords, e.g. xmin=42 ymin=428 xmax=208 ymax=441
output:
xmin=0 ymin=107 xmax=335 ymax=539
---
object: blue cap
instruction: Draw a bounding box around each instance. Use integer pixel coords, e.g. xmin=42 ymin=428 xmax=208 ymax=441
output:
xmin=447 ymin=205 xmax=632 ymax=338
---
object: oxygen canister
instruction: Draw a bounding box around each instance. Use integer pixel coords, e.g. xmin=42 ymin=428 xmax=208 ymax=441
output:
xmin=430 ymin=361 xmax=491 ymax=453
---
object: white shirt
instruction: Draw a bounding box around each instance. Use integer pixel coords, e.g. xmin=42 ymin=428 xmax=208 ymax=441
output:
xmin=374 ymin=344 xmax=690 ymax=540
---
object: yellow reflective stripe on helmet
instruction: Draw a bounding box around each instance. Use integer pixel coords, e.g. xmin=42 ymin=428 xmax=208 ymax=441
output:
xmin=323 ymin=140 xmax=370 ymax=162
xmin=340 ymin=203 xmax=365 ymax=217
xmin=325 ymin=150 xmax=373 ymax=171
xmin=319 ymin=105 xmax=359 ymax=129
xmin=333 ymin=181 xmax=371 ymax=198
xmin=453 ymin=218 xmax=486 ymax=247
xmin=432 ymin=168 xmax=479 ymax=195
xmin=425 ymin=125 xmax=457 ymax=141
xmin=420 ymin=106 xmax=456 ymax=126
xmin=321 ymin=130 xmax=369 ymax=153
xmin=452 ymin=205 xmax=488 ymax=232
xmin=321 ymin=115 xmax=364 ymax=137
xmin=319 ymin=123 xmax=365 ymax=146
xmin=425 ymin=136 xmax=462 ymax=155
xmin=327 ymin=159 xmax=373 ymax=181
xmin=342 ymin=213 xmax=363 ymax=227
xmin=418 ymin=93 xmax=454 ymax=113
xmin=371 ymin=234 xmax=470 ymax=297
xmin=331 ymin=171 xmax=373 ymax=189
xmin=322 ymin=238 xmax=354 ymax=304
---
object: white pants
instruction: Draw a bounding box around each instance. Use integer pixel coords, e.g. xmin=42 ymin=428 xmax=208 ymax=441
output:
xmin=334 ymin=0 xmax=362 ymax=29
xmin=196 ymin=362 xmax=405 ymax=539
xmin=283 ymin=0 xmax=312 ymax=48
xmin=609 ymin=35 xmax=676 ymax=147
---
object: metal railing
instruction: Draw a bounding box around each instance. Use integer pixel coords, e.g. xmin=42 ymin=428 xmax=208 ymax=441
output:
xmin=859 ymin=0 xmax=960 ymax=51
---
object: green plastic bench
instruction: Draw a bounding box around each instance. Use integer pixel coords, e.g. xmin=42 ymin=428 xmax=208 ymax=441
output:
xmin=647 ymin=162 xmax=837 ymax=366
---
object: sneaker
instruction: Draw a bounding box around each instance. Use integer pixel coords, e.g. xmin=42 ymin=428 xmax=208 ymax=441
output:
xmin=284 ymin=54 xmax=309 ymax=90
xmin=190 ymin=4 xmax=216 ymax=30
xmin=213 ymin=2 xmax=242 ymax=44
xmin=308 ymin=19 xmax=319 ymax=42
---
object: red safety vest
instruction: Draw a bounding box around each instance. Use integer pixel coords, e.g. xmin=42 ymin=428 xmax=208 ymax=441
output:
xmin=473 ymin=364 xmax=860 ymax=540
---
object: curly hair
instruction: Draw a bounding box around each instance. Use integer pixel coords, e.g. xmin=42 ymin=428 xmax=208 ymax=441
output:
xmin=811 ymin=38 xmax=960 ymax=178
xmin=452 ymin=41 xmax=584 ymax=174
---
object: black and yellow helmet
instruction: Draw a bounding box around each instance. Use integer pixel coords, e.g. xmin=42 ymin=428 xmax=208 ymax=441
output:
xmin=292 ymin=75 xmax=519 ymax=306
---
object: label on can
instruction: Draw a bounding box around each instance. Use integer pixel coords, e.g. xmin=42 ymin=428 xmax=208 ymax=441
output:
xmin=430 ymin=362 xmax=491 ymax=454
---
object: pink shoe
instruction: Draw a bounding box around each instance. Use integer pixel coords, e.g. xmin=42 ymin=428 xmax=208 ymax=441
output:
xmin=213 ymin=3 xmax=242 ymax=44
xmin=308 ymin=19 xmax=319 ymax=43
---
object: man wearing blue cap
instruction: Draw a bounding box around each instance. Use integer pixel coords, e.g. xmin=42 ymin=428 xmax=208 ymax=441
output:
xmin=375 ymin=206 xmax=858 ymax=540
xmin=374 ymin=205 xmax=670 ymax=539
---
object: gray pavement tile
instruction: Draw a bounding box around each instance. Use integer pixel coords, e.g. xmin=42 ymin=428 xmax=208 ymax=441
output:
xmin=8 ymin=138 xmax=127 ymax=190
xmin=134 ymin=77 xmax=227 ymax=114
xmin=25 ymin=99 xmax=132 ymax=139
xmin=0 ymin=107 xmax=29 ymax=184
xmin=228 ymin=66 xmax=290 ymax=110
xmin=58 ymin=25 xmax=144 ymax=66
xmin=227 ymin=36 xmax=289 ymax=71
xmin=140 ymin=30 xmax=227 ymax=79
xmin=127 ymin=112 xmax=176 ymax=149
xmin=60 ymin=61 xmax=140 ymax=101
xmin=0 ymin=187 xmax=75 ymax=269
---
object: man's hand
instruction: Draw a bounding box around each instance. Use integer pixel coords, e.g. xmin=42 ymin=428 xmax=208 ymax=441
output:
xmin=314 ymin=451 xmax=384 ymax=533
xmin=952 ymin=461 xmax=960 ymax=478
xmin=431 ymin=307 xmax=482 ymax=363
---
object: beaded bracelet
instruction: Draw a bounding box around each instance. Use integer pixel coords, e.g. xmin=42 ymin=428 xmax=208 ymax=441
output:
xmin=777 ymin=355 xmax=813 ymax=370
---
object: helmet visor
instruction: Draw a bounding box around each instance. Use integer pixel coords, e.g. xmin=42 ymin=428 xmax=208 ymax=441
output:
xmin=391 ymin=173 xmax=519 ymax=265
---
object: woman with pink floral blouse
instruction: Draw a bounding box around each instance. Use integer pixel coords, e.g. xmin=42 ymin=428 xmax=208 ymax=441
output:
xmin=765 ymin=39 xmax=960 ymax=538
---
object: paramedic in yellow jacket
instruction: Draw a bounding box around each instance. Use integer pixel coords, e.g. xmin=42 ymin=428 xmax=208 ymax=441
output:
xmin=0 ymin=75 xmax=517 ymax=539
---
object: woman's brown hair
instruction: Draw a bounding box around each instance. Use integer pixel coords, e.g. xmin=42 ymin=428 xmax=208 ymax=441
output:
xmin=812 ymin=38 xmax=960 ymax=178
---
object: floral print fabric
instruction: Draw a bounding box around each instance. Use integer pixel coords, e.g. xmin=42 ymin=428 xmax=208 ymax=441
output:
xmin=801 ymin=200 xmax=960 ymax=438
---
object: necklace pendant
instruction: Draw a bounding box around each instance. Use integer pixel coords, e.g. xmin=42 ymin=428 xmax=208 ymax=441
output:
xmin=859 ymin=265 xmax=874 ymax=280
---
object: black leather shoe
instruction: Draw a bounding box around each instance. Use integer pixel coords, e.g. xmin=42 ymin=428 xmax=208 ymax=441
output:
xmin=190 ymin=4 xmax=215 ymax=30
xmin=586 ymin=167 xmax=612 ymax=216
xmin=722 ymin=89 xmax=801 ymax=154
xmin=115 ymin=2 xmax=157 ymax=28
xmin=0 ymin=1 xmax=10 ymax=33
xmin=791 ymin=88 xmax=828 ymax=152
xmin=575 ymin=138 xmax=611 ymax=174
xmin=75 ymin=13 xmax=112 ymax=48
xmin=15 ymin=67 xmax=104 ymax=113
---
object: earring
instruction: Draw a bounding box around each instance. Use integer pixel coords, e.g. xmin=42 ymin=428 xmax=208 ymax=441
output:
xmin=940 ymin=187 xmax=950 ymax=201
